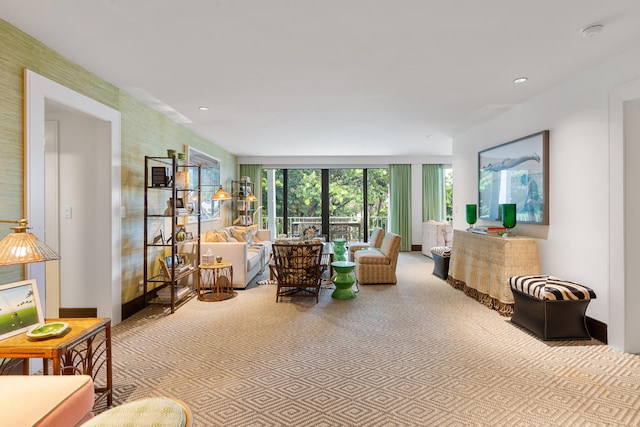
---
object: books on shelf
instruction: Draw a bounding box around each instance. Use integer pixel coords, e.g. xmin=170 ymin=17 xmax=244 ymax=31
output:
xmin=155 ymin=285 xmax=192 ymax=303
xmin=471 ymin=226 xmax=507 ymax=235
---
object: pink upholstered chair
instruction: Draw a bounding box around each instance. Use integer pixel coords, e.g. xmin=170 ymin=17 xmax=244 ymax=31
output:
xmin=348 ymin=227 xmax=385 ymax=260
xmin=354 ymin=232 xmax=402 ymax=285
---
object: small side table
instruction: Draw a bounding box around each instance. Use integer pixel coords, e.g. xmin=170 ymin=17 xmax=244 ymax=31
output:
xmin=331 ymin=261 xmax=357 ymax=300
xmin=333 ymin=239 xmax=347 ymax=261
xmin=199 ymin=262 xmax=236 ymax=301
xmin=0 ymin=317 xmax=112 ymax=408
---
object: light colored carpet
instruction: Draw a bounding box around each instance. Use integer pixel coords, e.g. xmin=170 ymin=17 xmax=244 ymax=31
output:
xmin=109 ymin=252 xmax=640 ymax=426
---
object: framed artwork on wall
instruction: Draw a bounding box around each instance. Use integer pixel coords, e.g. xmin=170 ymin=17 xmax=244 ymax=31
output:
xmin=0 ymin=279 xmax=44 ymax=341
xmin=186 ymin=146 xmax=221 ymax=223
xmin=478 ymin=130 xmax=549 ymax=224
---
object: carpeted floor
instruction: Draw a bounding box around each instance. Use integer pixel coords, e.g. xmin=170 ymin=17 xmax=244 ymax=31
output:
xmin=109 ymin=252 xmax=640 ymax=426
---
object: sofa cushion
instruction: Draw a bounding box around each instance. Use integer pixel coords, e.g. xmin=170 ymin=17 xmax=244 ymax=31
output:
xmin=231 ymin=225 xmax=258 ymax=243
xmin=354 ymin=250 xmax=390 ymax=265
xmin=204 ymin=230 xmax=226 ymax=242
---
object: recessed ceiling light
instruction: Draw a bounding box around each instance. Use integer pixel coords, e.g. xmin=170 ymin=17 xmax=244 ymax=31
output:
xmin=198 ymin=106 xmax=209 ymax=111
xmin=582 ymin=24 xmax=604 ymax=38
xmin=513 ymin=77 xmax=528 ymax=84
xmin=425 ymin=134 xmax=433 ymax=139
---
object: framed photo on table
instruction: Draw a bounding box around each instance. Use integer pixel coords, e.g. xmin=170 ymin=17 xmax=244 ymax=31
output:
xmin=0 ymin=279 xmax=44 ymax=341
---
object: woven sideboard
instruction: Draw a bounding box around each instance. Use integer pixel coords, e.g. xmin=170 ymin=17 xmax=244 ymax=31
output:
xmin=447 ymin=229 xmax=540 ymax=315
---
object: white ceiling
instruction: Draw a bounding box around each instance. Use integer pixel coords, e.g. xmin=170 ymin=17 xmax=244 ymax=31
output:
xmin=3 ymin=1 xmax=640 ymax=157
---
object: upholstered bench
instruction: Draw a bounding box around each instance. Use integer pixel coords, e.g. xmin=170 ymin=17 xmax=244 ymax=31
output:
xmin=82 ymin=397 xmax=192 ymax=426
xmin=509 ymin=275 xmax=596 ymax=340
xmin=430 ymin=246 xmax=451 ymax=280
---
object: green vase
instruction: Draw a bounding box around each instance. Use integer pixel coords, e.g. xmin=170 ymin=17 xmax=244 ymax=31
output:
xmin=501 ymin=203 xmax=517 ymax=237
xmin=466 ymin=204 xmax=477 ymax=230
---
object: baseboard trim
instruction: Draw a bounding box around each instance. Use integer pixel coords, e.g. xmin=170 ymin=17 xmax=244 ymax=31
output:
xmin=587 ymin=316 xmax=607 ymax=344
xmin=59 ymin=307 xmax=97 ymax=318
xmin=122 ymin=294 xmax=147 ymax=320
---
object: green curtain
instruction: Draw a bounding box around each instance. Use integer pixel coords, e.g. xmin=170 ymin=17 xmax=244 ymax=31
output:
xmin=390 ymin=164 xmax=412 ymax=252
xmin=239 ymin=165 xmax=261 ymax=226
xmin=422 ymin=164 xmax=445 ymax=221
xmin=239 ymin=164 xmax=261 ymax=200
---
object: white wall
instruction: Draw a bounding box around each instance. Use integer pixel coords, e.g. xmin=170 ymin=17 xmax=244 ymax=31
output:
xmin=46 ymin=111 xmax=112 ymax=314
xmin=452 ymin=44 xmax=640 ymax=349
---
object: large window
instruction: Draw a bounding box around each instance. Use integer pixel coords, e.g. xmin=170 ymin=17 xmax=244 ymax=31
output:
xmin=261 ymin=167 xmax=389 ymax=242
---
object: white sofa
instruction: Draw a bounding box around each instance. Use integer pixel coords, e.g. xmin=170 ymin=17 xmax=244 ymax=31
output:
xmin=183 ymin=226 xmax=272 ymax=289
xmin=421 ymin=220 xmax=453 ymax=258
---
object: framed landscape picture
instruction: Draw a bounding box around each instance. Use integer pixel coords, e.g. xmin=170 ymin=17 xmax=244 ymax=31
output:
xmin=0 ymin=279 xmax=44 ymax=341
xmin=478 ymin=130 xmax=549 ymax=224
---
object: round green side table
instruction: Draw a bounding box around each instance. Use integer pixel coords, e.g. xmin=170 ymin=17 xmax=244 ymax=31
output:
xmin=331 ymin=260 xmax=357 ymax=299
xmin=333 ymin=238 xmax=347 ymax=261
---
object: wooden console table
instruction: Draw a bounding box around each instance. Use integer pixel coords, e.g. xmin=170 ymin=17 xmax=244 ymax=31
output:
xmin=448 ymin=230 xmax=540 ymax=316
xmin=0 ymin=317 xmax=112 ymax=407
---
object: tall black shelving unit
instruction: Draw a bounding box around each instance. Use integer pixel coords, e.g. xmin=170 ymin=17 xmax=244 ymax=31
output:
xmin=143 ymin=156 xmax=201 ymax=313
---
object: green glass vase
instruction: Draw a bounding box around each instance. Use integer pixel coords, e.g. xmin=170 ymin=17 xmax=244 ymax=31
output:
xmin=501 ymin=203 xmax=517 ymax=237
xmin=466 ymin=204 xmax=477 ymax=231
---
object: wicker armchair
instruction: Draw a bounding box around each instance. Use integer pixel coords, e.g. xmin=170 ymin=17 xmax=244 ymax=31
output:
xmin=270 ymin=242 xmax=326 ymax=302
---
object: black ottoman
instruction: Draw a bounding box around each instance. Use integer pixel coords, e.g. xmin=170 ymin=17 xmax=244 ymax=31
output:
xmin=509 ymin=275 xmax=596 ymax=340
xmin=430 ymin=246 xmax=451 ymax=280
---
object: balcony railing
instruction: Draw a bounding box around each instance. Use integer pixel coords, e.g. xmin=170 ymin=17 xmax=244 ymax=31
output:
xmin=256 ymin=216 xmax=388 ymax=242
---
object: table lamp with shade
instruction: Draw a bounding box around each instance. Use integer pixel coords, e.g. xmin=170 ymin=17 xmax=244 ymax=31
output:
xmin=0 ymin=219 xmax=60 ymax=266
xmin=211 ymin=185 xmax=232 ymax=202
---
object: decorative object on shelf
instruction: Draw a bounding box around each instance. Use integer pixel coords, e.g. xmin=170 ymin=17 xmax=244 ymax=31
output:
xmin=465 ymin=204 xmax=477 ymax=231
xmin=151 ymin=166 xmax=169 ymax=187
xmin=177 ymin=152 xmax=186 ymax=160
xmin=212 ymin=185 xmax=232 ymax=201
xmin=167 ymin=149 xmax=176 ymax=157
xmin=216 ymin=256 xmax=223 ymax=263
xmin=501 ymin=203 xmax=517 ymax=238
xmin=0 ymin=219 xmax=60 ymax=265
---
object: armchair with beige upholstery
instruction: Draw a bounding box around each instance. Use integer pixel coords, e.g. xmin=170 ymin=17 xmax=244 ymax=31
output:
xmin=421 ymin=220 xmax=453 ymax=258
xmin=354 ymin=232 xmax=402 ymax=285
xmin=348 ymin=227 xmax=385 ymax=260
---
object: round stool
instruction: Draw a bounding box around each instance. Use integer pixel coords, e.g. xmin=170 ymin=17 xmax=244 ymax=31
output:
xmin=83 ymin=397 xmax=192 ymax=427
xmin=331 ymin=261 xmax=357 ymax=299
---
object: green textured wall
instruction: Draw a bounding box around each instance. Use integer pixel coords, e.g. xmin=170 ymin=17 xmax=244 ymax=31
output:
xmin=0 ymin=19 xmax=236 ymax=305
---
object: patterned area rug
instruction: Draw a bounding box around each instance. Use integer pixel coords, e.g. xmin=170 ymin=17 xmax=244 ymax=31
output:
xmin=109 ymin=253 xmax=640 ymax=426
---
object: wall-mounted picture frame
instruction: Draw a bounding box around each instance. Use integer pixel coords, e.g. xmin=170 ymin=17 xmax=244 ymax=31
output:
xmin=186 ymin=146 xmax=221 ymax=223
xmin=0 ymin=279 xmax=45 ymax=341
xmin=478 ymin=130 xmax=549 ymax=224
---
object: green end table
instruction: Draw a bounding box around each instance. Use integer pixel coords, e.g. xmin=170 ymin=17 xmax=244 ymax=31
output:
xmin=331 ymin=261 xmax=357 ymax=299
xmin=333 ymin=238 xmax=347 ymax=261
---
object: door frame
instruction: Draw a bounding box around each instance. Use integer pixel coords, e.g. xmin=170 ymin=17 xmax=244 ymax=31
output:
xmin=24 ymin=69 xmax=122 ymax=325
